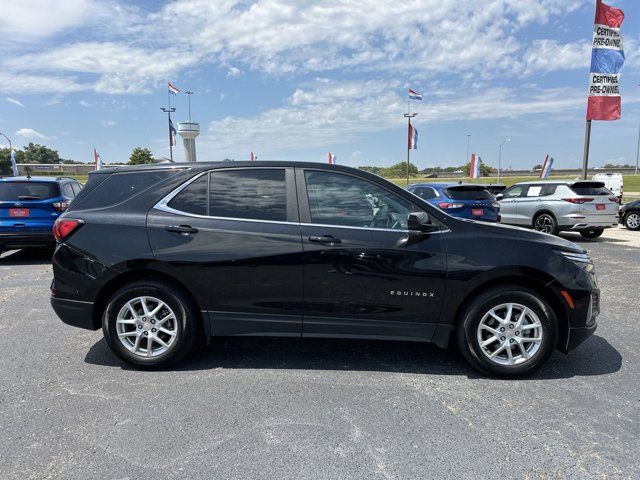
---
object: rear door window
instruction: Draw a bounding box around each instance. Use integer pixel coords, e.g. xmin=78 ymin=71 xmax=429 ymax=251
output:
xmin=61 ymin=183 xmax=75 ymax=198
xmin=445 ymin=186 xmax=493 ymax=201
xmin=540 ymin=184 xmax=557 ymax=196
xmin=414 ymin=187 xmax=437 ymax=200
xmin=208 ymin=169 xmax=287 ymax=221
xmin=526 ymin=185 xmax=543 ymax=197
xmin=0 ymin=181 xmax=59 ymax=201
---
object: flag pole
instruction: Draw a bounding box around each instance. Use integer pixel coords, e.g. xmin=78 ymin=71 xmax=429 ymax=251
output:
xmin=581 ymin=119 xmax=592 ymax=180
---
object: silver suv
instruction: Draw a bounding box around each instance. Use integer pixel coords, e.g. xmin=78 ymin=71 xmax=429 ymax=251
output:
xmin=497 ymin=180 xmax=619 ymax=238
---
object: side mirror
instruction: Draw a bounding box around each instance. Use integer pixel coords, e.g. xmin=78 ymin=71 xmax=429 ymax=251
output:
xmin=407 ymin=212 xmax=438 ymax=233
xmin=495 ymin=193 xmax=504 ymax=200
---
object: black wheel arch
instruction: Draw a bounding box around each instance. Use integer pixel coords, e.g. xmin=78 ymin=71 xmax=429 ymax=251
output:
xmin=434 ymin=274 xmax=569 ymax=352
xmin=92 ymin=268 xmax=207 ymax=336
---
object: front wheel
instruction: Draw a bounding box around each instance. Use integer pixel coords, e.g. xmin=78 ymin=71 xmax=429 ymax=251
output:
xmin=102 ymin=279 xmax=199 ymax=369
xmin=624 ymin=211 xmax=640 ymax=231
xmin=580 ymin=228 xmax=604 ymax=239
xmin=456 ymin=286 xmax=557 ymax=377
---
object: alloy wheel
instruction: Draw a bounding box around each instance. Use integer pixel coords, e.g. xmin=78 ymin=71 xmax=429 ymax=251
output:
xmin=116 ymin=296 xmax=178 ymax=358
xmin=476 ymin=303 xmax=543 ymax=366
xmin=534 ymin=215 xmax=554 ymax=234
xmin=626 ymin=212 xmax=640 ymax=230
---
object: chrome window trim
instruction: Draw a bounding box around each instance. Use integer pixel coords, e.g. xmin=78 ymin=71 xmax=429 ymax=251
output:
xmin=154 ymin=169 xmax=449 ymax=234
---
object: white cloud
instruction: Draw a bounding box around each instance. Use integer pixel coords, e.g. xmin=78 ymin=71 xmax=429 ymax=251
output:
xmin=227 ymin=66 xmax=242 ymax=77
xmin=101 ymin=120 xmax=117 ymax=127
xmin=79 ymin=100 xmax=92 ymax=107
xmin=15 ymin=128 xmax=53 ymax=139
xmin=521 ymin=39 xmax=591 ymax=75
xmin=6 ymin=97 xmax=25 ymax=107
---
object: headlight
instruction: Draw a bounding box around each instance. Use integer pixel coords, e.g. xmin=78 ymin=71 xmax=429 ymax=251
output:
xmin=557 ymin=250 xmax=594 ymax=272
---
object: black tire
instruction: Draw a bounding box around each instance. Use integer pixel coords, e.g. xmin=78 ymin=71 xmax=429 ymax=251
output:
xmin=580 ymin=228 xmax=604 ymax=239
xmin=456 ymin=286 xmax=557 ymax=378
xmin=102 ymin=279 xmax=199 ymax=369
xmin=623 ymin=211 xmax=640 ymax=231
xmin=533 ymin=212 xmax=558 ymax=235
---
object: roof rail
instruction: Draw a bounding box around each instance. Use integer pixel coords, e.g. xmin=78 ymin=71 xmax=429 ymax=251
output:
xmin=55 ymin=176 xmax=76 ymax=181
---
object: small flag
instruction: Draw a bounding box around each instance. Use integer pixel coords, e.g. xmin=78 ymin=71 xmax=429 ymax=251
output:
xmin=328 ymin=152 xmax=336 ymax=164
xmin=540 ymin=154 xmax=554 ymax=179
xmin=250 ymin=151 xmax=255 ymax=161
xmin=169 ymin=118 xmax=177 ymax=146
xmin=93 ymin=148 xmax=102 ymax=170
xmin=408 ymin=124 xmax=418 ymax=150
xmin=470 ymin=153 xmax=481 ymax=179
xmin=168 ymin=82 xmax=180 ymax=95
xmin=408 ymin=89 xmax=422 ymax=101
xmin=10 ymin=149 xmax=19 ymax=176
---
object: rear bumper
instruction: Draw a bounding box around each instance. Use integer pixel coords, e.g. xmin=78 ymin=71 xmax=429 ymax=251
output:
xmin=50 ymin=296 xmax=98 ymax=330
xmin=0 ymin=231 xmax=53 ymax=248
xmin=559 ymin=213 xmax=618 ymax=231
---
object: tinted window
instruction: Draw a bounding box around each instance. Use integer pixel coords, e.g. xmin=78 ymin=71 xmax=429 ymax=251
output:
xmin=445 ymin=186 xmax=493 ymax=201
xmin=305 ymin=170 xmax=412 ymax=229
xmin=502 ymin=185 xmax=526 ymax=198
xmin=168 ymin=175 xmax=208 ymax=215
xmin=76 ymin=170 xmax=179 ymax=210
xmin=540 ymin=184 xmax=557 ymax=196
xmin=209 ymin=169 xmax=286 ymax=221
xmin=414 ymin=187 xmax=437 ymax=200
xmin=72 ymin=183 xmax=83 ymax=195
xmin=0 ymin=181 xmax=59 ymax=201
xmin=570 ymin=182 xmax=610 ymax=196
xmin=61 ymin=183 xmax=75 ymax=198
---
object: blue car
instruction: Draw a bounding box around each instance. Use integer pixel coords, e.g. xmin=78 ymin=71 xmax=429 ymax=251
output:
xmin=407 ymin=183 xmax=500 ymax=222
xmin=0 ymin=176 xmax=83 ymax=252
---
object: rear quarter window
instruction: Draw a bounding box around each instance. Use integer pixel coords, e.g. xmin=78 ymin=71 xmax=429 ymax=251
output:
xmin=0 ymin=181 xmax=60 ymax=201
xmin=71 ymin=170 xmax=182 ymax=210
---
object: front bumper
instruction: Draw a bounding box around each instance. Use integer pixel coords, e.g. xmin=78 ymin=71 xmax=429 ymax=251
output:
xmin=561 ymin=288 xmax=599 ymax=353
xmin=0 ymin=231 xmax=54 ymax=248
xmin=50 ymin=296 xmax=98 ymax=330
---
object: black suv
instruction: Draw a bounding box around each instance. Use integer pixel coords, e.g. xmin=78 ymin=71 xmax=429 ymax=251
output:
xmin=51 ymin=162 xmax=599 ymax=377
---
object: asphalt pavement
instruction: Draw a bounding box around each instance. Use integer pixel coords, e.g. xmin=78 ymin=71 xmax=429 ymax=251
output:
xmin=0 ymin=231 xmax=638 ymax=479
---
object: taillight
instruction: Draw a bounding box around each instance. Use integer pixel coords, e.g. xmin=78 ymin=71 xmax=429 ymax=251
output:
xmin=562 ymin=198 xmax=593 ymax=204
xmin=438 ymin=202 xmax=464 ymax=209
xmin=609 ymin=197 xmax=619 ymax=203
xmin=52 ymin=201 xmax=70 ymax=212
xmin=53 ymin=218 xmax=84 ymax=242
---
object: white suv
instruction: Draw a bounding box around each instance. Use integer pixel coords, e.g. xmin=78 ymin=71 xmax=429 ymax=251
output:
xmin=497 ymin=180 xmax=619 ymax=238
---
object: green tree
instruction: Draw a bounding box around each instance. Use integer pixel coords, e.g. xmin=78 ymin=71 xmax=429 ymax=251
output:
xmin=379 ymin=162 xmax=419 ymax=178
xmin=20 ymin=143 xmax=62 ymax=164
xmin=128 ymin=147 xmax=154 ymax=165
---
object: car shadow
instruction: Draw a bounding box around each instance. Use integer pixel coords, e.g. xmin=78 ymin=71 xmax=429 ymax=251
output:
xmin=559 ymin=232 xmax=628 ymax=244
xmin=0 ymin=248 xmax=53 ymax=265
xmin=84 ymin=334 xmax=621 ymax=380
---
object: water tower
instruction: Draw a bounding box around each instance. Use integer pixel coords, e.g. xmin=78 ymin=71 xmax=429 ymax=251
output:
xmin=177 ymin=121 xmax=199 ymax=162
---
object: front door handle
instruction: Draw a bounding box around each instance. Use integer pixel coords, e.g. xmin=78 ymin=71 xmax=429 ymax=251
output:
xmin=309 ymin=235 xmax=341 ymax=245
xmin=165 ymin=225 xmax=199 ymax=234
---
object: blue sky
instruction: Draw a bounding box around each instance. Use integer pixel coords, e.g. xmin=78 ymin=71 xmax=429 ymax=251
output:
xmin=0 ymin=0 xmax=639 ymax=170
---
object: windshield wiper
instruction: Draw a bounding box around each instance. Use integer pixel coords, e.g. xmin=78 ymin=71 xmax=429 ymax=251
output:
xmin=17 ymin=195 xmax=41 ymax=200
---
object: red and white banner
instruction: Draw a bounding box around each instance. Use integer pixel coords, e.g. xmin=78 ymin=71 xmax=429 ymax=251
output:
xmin=328 ymin=152 xmax=336 ymax=164
xmin=586 ymin=0 xmax=625 ymax=121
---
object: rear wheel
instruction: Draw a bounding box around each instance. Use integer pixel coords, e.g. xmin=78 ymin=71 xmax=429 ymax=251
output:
xmin=580 ymin=228 xmax=604 ymax=239
xmin=624 ymin=211 xmax=640 ymax=231
xmin=533 ymin=213 xmax=558 ymax=235
xmin=102 ymin=279 xmax=199 ymax=369
xmin=456 ymin=286 xmax=557 ymax=377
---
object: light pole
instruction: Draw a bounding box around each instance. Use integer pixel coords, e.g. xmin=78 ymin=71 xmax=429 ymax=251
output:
xmin=498 ymin=138 xmax=510 ymax=183
xmin=636 ymin=84 xmax=640 ymax=175
xmin=185 ymin=90 xmax=194 ymax=123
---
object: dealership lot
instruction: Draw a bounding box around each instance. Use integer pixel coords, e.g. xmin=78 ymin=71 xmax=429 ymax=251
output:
xmin=0 ymin=229 xmax=638 ymax=479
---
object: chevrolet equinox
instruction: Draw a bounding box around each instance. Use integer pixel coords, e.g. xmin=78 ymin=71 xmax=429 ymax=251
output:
xmin=51 ymin=162 xmax=599 ymax=377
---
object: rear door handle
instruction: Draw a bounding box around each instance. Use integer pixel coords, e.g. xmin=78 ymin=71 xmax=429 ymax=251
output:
xmin=165 ymin=225 xmax=199 ymax=234
xmin=309 ymin=235 xmax=341 ymax=245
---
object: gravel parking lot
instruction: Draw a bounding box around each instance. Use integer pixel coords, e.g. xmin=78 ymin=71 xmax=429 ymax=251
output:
xmin=1 ymin=228 xmax=638 ymax=479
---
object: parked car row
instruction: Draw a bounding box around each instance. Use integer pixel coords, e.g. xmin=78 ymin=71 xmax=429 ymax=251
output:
xmin=408 ymin=180 xmax=629 ymax=236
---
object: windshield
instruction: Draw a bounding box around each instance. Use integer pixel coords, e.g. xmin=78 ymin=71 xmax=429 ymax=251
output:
xmin=445 ymin=186 xmax=494 ymax=201
xmin=0 ymin=181 xmax=60 ymax=201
